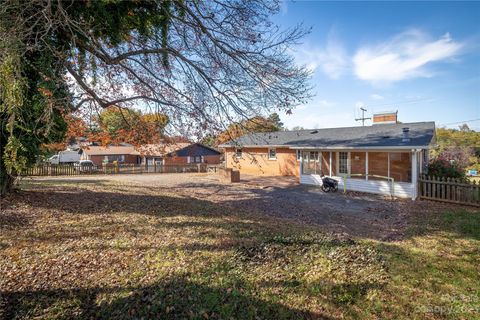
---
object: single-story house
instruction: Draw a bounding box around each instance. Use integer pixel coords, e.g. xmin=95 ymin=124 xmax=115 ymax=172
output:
xmin=219 ymin=119 xmax=435 ymax=199
xmin=162 ymin=143 xmax=222 ymax=165
xmin=81 ymin=143 xmax=221 ymax=166
xmin=80 ymin=145 xmax=141 ymax=165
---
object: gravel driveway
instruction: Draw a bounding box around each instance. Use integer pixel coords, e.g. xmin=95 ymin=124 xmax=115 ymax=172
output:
xmin=27 ymin=172 xmax=442 ymax=240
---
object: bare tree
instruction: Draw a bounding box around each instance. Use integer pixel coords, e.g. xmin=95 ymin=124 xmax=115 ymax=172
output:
xmin=0 ymin=0 xmax=312 ymax=192
xmin=5 ymin=0 xmax=311 ymax=133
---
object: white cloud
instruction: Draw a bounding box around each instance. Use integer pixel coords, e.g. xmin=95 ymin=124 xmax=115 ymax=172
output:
xmin=294 ymin=28 xmax=348 ymax=79
xmin=353 ymin=29 xmax=463 ymax=83
xmin=370 ymin=94 xmax=384 ymax=100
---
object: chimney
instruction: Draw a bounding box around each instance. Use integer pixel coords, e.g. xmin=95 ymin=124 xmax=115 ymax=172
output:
xmin=402 ymin=127 xmax=410 ymax=142
xmin=372 ymin=111 xmax=398 ymax=124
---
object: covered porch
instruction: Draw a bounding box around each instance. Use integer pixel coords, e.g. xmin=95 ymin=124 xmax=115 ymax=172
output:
xmin=297 ymin=149 xmax=425 ymax=199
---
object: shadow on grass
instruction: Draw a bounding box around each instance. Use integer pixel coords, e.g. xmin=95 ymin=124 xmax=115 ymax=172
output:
xmin=0 ymin=277 xmax=334 ymax=320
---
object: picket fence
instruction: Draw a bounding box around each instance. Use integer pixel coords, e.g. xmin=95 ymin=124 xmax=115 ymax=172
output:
xmin=418 ymin=175 xmax=480 ymax=206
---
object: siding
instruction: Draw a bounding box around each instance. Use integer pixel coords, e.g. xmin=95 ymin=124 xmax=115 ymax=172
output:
xmin=300 ymin=174 xmax=414 ymax=198
xmin=225 ymin=147 xmax=298 ymax=176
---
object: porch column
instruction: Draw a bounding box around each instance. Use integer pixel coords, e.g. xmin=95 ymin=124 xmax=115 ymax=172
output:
xmin=329 ymin=152 xmax=332 ymax=176
xmin=411 ymin=149 xmax=418 ymax=200
xmin=365 ymin=152 xmax=369 ymax=181
xmin=299 ymin=151 xmax=303 ymax=175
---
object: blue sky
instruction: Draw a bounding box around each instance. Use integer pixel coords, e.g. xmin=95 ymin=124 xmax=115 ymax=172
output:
xmin=273 ymin=1 xmax=480 ymax=130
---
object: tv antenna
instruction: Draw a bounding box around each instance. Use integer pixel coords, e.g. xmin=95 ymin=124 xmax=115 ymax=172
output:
xmin=355 ymin=107 xmax=371 ymax=126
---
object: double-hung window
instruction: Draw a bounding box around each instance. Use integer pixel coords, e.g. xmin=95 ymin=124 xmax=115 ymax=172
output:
xmin=339 ymin=152 xmax=349 ymax=175
xmin=268 ymin=148 xmax=277 ymax=160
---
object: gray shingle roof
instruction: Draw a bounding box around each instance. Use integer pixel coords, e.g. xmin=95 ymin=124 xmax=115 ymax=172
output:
xmin=219 ymin=121 xmax=435 ymax=149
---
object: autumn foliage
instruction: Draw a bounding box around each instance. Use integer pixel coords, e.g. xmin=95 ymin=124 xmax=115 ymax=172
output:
xmin=215 ymin=113 xmax=284 ymax=145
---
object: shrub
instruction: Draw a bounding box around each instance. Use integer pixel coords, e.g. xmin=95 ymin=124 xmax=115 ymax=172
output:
xmin=428 ymin=147 xmax=473 ymax=179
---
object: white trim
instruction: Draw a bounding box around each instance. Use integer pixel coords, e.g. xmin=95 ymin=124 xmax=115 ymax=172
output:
xmin=235 ymin=148 xmax=242 ymax=159
xmin=411 ymin=150 xmax=418 ymax=200
xmin=300 ymin=174 xmax=414 ymax=198
xmin=329 ymin=152 xmax=332 ymax=176
xmin=219 ymin=145 xmax=431 ymax=150
xmin=387 ymin=153 xmax=390 ymax=178
xmin=268 ymin=148 xmax=277 ymax=160
xmin=292 ymin=146 xmax=430 ymax=150
xmin=365 ymin=152 xmax=369 ymax=181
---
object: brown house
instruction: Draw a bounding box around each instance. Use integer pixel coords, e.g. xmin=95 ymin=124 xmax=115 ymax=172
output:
xmin=81 ymin=143 xmax=221 ymax=166
xmin=80 ymin=145 xmax=141 ymax=165
xmin=219 ymin=120 xmax=436 ymax=199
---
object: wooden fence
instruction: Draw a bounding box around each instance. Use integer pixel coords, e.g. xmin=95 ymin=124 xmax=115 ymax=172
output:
xmin=21 ymin=163 xmax=218 ymax=177
xmin=419 ymin=175 xmax=480 ymax=206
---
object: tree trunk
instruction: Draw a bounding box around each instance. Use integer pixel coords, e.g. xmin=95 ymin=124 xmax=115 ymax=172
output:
xmin=0 ymin=160 xmax=15 ymax=195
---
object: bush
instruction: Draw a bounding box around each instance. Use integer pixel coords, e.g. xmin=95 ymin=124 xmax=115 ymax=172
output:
xmin=428 ymin=147 xmax=473 ymax=179
xmin=428 ymin=158 xmax=465 ymax=179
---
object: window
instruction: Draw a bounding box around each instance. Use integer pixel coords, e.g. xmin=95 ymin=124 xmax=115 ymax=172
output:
xmin=104 ymin=155 xmax=125 ymax=163
xmin=268 ymin=148 xmax=277 ymax=160
xmin=301 ymin=151 xmax=321 ymax=175
xmin=339 ymin=152 xmax=349 ymax=175
xmin=235 ymin=148 xmax=242 ymax=158
xmin=193 ymin=156 xmax=202 ymax=163
xmin=296 ymin=150 xmax=301 ymax=161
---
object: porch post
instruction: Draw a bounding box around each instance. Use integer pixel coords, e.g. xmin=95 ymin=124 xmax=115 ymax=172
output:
xmin=329 ymin=152 xmax=332 ymax=176
xmin=299 ymin=150 xmax=303 ymax=175
xmin=365 ymin=151 xmax=368 ymax=181
xmin=411 ymin=149 xmax=418 ymax=200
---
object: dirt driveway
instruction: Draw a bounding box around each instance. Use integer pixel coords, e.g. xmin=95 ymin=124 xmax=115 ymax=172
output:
xmin=25 ymin=172 xmax=444 ymax=241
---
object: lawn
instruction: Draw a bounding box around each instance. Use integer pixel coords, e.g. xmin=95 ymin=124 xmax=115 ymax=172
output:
xmin=1 ymin=178 xmax=479 ymax=319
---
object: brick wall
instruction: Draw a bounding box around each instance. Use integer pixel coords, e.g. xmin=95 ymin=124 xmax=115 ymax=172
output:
xmin=389 ymin=152 xmax=411 ymax=182
xmin=203 ymin=155 xmax=221 ymax=164
xmin=164 ymin=156 xmax=188 ymax=165
xmin=163 ymin=155 xmax=221 ymax=165
xmin=88 ymin=154 xmax=139 ymax=166
xmin=320 ymin=152 xmax=336 ymax=175
xmin=351 ymin=152 xmax=366 ymax=175
xmin=225 ymin=147 xmax=298 ymax=176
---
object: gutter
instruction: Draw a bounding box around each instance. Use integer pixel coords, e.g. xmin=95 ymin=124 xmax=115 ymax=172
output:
xmin=219 ymin=145 xmax=429 ymax=150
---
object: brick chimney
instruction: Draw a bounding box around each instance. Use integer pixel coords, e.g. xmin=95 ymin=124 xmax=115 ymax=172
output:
xmin=372 ymin=111 xmax=398 ymax=124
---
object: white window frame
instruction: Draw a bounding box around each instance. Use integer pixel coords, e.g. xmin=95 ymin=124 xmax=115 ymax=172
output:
xmin=337 ymin=151 xmax=350 ymax=176
xmin=235 ymin=148 xmax=242 ymax=159
xmin=268 ymin=148 xmax=277 ymax=160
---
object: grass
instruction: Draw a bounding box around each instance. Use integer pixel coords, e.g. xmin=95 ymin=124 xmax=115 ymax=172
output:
xmin=1 ymin=179 xmax=479 ymax=319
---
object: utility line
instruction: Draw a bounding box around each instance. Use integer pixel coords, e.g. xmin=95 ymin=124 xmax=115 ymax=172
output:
xmin=439 ymin=118 xmax=480 ymax=126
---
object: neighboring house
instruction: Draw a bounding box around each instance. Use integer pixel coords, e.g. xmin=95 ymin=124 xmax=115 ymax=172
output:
xmin=80 ymin=146 xmax=141 ymax=165
xmin=163 ymin=143 xmax=221 ymax=165
xmin=81 ymin=143 xmax=221 ymax=166
xmin=219 ymin=115 xmax=435 ymax=199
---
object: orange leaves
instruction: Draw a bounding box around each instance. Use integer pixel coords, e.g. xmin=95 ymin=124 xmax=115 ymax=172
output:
xmin=38 ymin=87 xmax=53 ymax=97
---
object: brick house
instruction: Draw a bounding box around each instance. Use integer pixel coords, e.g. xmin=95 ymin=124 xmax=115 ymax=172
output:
xmin=162 ymin=143 xmax=221 ymax=165
xmin=81 ymin=143 xmax=221 ymax=166
xmin=219 ymin=119 xmax=435 ymax=199
xmin=80 ymin=145 xmax=141 ymax=165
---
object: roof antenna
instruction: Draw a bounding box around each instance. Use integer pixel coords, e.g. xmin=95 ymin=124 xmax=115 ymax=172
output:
xmin=355 ymin=107 xmax=371 ymax=127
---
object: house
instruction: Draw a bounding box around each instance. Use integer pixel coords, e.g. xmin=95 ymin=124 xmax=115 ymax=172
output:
xmin=219 ymin=115 xmax=435 ymax=199
xmin=80 ymin=145 xmax=141 ymax=165
xmin=81 ymin=143 xmax=221 ymax=166
xmin=162 ymin=143 xmax=221 ymax=165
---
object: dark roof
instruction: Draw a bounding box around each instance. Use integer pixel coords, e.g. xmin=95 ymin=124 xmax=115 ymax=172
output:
xmin=219 ymin=122 xmax=435 ymax=149
xmin=166 ymin=143 xmax=221 ymax=157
